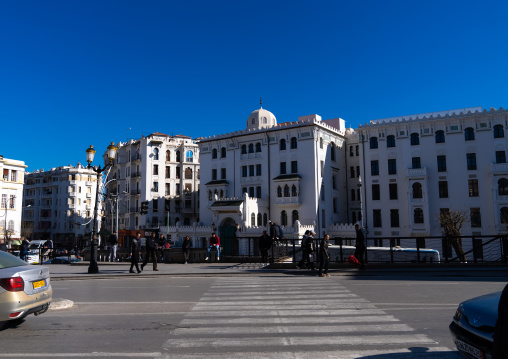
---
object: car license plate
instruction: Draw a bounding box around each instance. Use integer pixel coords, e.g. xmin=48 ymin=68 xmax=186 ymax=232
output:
xmin=455 ymin=338 xmax=483 ymax=359
xmin=32 ymin=280 xmax=46 ymax=289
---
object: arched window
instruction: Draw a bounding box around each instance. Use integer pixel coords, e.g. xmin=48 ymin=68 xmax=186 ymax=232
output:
xmin=184 ymin=168 xmax=192 ymax=179
xmin=370 ymin=137 xmax=378 ymax=149
xmin=352 ymin=212 xmax=357 ymax=223
xmin=214 ymin=190 xmax=218 ymax=199
xmin=284 ymin=185 xmax=290 ymax=197
xmin=292 ymin=185 xmax=297 ymax=197
xmin=153 ymin=148 xmax=159 ymax=160
xmin=412 ymin=182 xmax=423 ymax=199
xmin=351 ymin=189 xmax=356 ymax=201
xmin=221 ymin=147 xmax=226 ymax=158
xmin=255 ymin=142 xmax=261 ymax=152
xmin=358 ymin=211 xmax=362 ymax=221
xmin=220 ymin=189 xmax=224 ymax=198
xmin=166 ymin=150 xmax=171 ymax=161
xmin=499 ymin=178 xmax=508 ymax=195
xmin=280 ymin=139 xmax=286 ymax=151
xmin=263 ymin=213 xmax=268 ymax=227
xmin=281 ymin=210 xmax=287 ymax=226
xmin=357 ymin=189 xmax=360 ymax=201
xmin=176 ymin=151 xmax=181 ymax=162
xmin=257 ymin=213 xmax=262 ymax=226
xmin=208 ymin=191 xmax=212 ymax=201
xmin=435 ymin=130 xmax=445 ymax=143
xmin=184 ymin=218 xmax=190 ymax=225
xmin=251 ymin=118 xmax=255 ymax=125
xmin=349 ymin=146 xmax=354 ymax=157
xmin=290 ymin=137 xmax=297 ymax=149
xmin=414 ymin=208 xmax=424 ymax=223
xmin=175 ymin=217 xmax=180 ymax=225
xmin=186 ymin=150 xmax=193 ymax=162
xmin=248 ymin=144 xmax=254 ymax=153
xmin=330 ymin=142 xmax=336 ymax=161
xmin=320 ymin=137 xmax=323 ymax=149
xmin=292 ymin=210 xmax=299 ymax=224
xmin=501 ymin=207 xmax=508 ymax=224
xmin=387 ymin=135 xmax=395 ymax=148
xmin=241 ymin=145 xmax=247 ymax=154
xmin=212 ymin=149 xmax=217 ymax=159
xmin=277 ymin=186 xmax=282 ymax=197
xmin=356 ymin=145 xmax=359 ymax=156
xmin=465 ymin=127 xmax=475 ymax=141
xmin=410 ymin=133 xmax=420 ymax=146
xmin=251 ymin=213 xmax=256 ymax=226
xmin=494 ymin=124 xmax=505 ymax=138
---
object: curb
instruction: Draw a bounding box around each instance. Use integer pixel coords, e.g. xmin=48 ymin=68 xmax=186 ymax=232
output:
xmin=49 ymin=298 xmax=74 ymax=311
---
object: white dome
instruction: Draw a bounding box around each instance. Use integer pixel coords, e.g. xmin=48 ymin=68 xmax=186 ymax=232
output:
xmin=246 ymin=107 xmax=277 ymax=130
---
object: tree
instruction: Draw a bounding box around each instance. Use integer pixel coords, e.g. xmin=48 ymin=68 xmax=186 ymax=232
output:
xmin=439 ymin=209 xmax=468 ymax=262
xmin=21 ymin=221 xmax=34 ymax=239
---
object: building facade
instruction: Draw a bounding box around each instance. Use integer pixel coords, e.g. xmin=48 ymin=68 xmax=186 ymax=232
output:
xmin=354 ymin=106 xmax=508 ymax=238
xmin=23 ymin=164 xmax=98 ymax=247
xmin=198 ymin=106 xmax=352 ymax=245
xmin=106 ymin=132 xmax=200 ymax=243
xmin=1 ymin=156 xmax=26 ymax=245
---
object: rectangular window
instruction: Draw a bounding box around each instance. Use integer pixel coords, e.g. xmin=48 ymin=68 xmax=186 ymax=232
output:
xmin=439 ymin=181 xmax=448 ymax=198
xmin=496 ymin=151 xmax=507 ymax=164
xmin=165 ymin=166 xmax=170 ymax=178
xmin=291 ymin=161 xmax=298 ymax=174
xmin=372 ymin=184 xmax=380 ymax=200
xmin=165 ymin=183 xmax=170 ymax=196
xmin=470 ymin=208 xmax=482 ymax=227
xmin=373 ymin=209 xmax=382 ymax=227
xmin=437 ymin=155 xmax=447 ymax=172
xmin=466 ymin=153 xmax=477 ymax=170
xmin=153 ymin=165 xmax=159 ymax=175
xmin=153 ymin=182 xmax=159 ymax=192
xmin=256 ymin=164 xmax=262 ymax=176
xmin=468 ymin=179 xmax=479 ymax=197
xmin=212 ymin=169 xmax=217 ymax=180
xmin=176 ymin=167 xmax=181 ymax=179
xmin=241 ymin=166 xmax=247 ymax=178
xmin=1 ymin=194 xmax=7 ymax=209
xmin=280 ymin=162 xmax=286 ymax=175
xmin=390 ymin=209 xmax=399 ymax=227
xmin=389 ymin=183 xmax=398 ymax=200
xmin=256 ymin=186 xmax=261 ymax=198
xmin=350 ymin=167 xmax=355 ymax=178
xmin=357 ymin=166 xmax=360 ymax=178
xmin=388 ymin=159 xmax=397 ymax=175
xmin=412 ymin=157 xmax=421 ymax=169
xmin=153 ymin=199 xmax=158 ymax=212
xmin=371 ymin=160 xmax=379 ymax=176
xmin=333 ymin=198 xmax=337 ymax=213
xmin=321 ymin=161 xmax=324 ymax=177
xmin=249 ymin=165 xmax=254 ymax=177
xmin=221 ymin=168 xmax=226 ymax=179
xmin=249 ymin=187 xmax=255 ymax=198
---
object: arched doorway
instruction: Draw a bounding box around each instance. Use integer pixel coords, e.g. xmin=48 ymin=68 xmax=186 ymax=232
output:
xmin=219 ymin=217 xmax=238 ymax=256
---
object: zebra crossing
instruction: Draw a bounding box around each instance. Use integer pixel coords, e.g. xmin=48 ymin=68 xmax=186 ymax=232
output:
xmin=162 ymin=277 xmax=460 ymax=358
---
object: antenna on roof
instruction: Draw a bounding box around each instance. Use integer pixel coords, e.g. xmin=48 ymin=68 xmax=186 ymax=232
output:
xmin=260 ymin=97 xmax=263 ymax=108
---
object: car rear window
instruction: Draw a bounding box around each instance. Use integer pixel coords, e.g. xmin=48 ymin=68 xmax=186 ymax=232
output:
xmin=0 ymin=251 xmax=29 ymax=269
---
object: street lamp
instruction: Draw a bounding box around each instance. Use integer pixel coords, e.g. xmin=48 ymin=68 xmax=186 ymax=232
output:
xmin=86 ymin=143 xmax=117 ymax=274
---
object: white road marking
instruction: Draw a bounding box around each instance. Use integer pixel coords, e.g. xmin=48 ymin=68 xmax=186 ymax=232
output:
xmin=181 ymin=315 xmax=400 ymax=325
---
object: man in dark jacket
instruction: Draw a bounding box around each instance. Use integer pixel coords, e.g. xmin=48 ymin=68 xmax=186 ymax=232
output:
xmin=141 ymin=233 xmax=158 ymax=271
xmin=129 ymin=233 xmax=142 ymax=273
xmin=182 ymin=236 xmax=192 ymax=264
xmin=19 ymin=237 xmax=30 ymax=261
xmin=258 ymin=230 xmax=272 ymax=264
xmin=318 ymin=234 xmax=330 ymax=277
xmin=108 ymin=232 xmax=118 ymax=262
xmin=354 ymin=224 xmax=366 ymax=270
xmin=157 ymin=233 xmax=167 ymax=262
xmin=297 ymin=231 xmax=316 ymax=270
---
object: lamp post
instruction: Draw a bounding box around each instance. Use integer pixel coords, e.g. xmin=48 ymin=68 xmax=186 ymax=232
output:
xmin=86 ymin=143 xmax=117 ymax=274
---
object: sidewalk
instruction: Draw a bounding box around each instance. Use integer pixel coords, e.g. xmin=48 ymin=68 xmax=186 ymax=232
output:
xmin=46 ymin=260 xmax=508 ymax=280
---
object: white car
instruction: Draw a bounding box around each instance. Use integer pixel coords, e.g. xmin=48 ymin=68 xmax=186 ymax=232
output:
xmin=12 ymin=250 xmax=40 ymax=265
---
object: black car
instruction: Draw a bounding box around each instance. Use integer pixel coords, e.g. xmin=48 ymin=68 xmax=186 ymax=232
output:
xmin=450 ymin=291 xmax=500 ymax=359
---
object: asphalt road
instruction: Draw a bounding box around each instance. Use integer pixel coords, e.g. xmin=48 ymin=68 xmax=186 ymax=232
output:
xmin=0 ymin=273 xmax=506 ymax=358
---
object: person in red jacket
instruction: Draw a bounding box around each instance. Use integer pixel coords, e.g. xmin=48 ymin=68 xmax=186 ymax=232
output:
xmin=205 ymin=233 xmax=220 ymax=261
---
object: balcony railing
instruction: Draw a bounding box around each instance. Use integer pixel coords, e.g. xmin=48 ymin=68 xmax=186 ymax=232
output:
xmin=131 ymin=154 xmax=141 ymax=162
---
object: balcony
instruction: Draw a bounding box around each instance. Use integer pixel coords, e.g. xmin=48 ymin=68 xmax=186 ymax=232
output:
xmin=406 ymin=167 xmax=427 ymax=178
xmin=131 ymin=189 xmax=141 ymax=195
xmin=131 ymin=154 xmax=141 ymax=162
xmin=86 ymin=193 xmax=92 ymax=198
xmin=491 ymin=163 xmax=508 ymax=174
xmin=275 ymin=196 xmax=301 ymax=206
xmin=131 ymin=172 xmax=141 ymax=178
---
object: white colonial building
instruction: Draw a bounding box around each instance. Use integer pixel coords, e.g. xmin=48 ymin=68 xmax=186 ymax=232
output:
xmin=196 ymin=105 xmax=355 ymax=254
xmin=1 ymin=156 xmax=26 ymax=245
xmin=354 ymin=106 xmax=508 ymax=238
xmin=106 ymin=132 xmax=200 ymax=244
xmin=23 ymin=164 xmax=98 ymax=247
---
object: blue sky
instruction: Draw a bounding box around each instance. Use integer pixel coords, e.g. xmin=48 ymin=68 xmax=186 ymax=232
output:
xmin=1 ymin=0 xmax=507 ymax=172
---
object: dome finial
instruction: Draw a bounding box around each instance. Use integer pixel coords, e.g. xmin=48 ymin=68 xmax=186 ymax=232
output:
xmin=260 ymin=97 xmax=263 ymax=109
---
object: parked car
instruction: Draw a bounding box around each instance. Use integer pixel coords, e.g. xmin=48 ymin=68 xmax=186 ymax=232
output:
xmin=0 ymin=251 xmax=52 ymax=322
xmin=11 ymin=250 xmax=39 ymax=265
xmin=450 ymin=291 xmax=500 ymax=359
xmin=43 ymin=256 xmax=81 ymax=264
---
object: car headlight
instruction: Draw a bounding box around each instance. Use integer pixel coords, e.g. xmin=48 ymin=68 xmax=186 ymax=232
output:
xmin=454 ymin=308 xmax=463 ymax=321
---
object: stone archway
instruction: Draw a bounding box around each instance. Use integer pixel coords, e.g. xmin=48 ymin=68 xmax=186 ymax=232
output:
xmin=219 ymin=217 xmax=238 ymax=256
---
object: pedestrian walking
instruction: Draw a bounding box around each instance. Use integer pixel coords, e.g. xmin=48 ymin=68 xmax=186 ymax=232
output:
xmin=42 ymin=238 xmax=53 ymax=260
xmin=158 ymin=233 xmax=167 ymax=262
xmin=19 ymin=237 xmax=30 ymax=261
xmin=205 ymin=233 xmax=220 ymax=261
xmin=108 ymin=232 xmax=118 ymax=262
xmin=258 ymin=230 xmax=272 ymax=264
xmin=318 ymin=234 xmax=330 ymax=277
xmin=129 ymin=232 xmax=142 ymax=273
xmin=297 ymin=230 xmax=316 ymax=270
xmin=354 ymin=223 xmax=367 ymax=270
xmin=141 ymin=232 xmax=158 ymax=271
xmin=182 ymin=236 xmax=192 ymax=264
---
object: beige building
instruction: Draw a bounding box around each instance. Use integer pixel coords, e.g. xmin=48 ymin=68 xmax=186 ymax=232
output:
xmin=1 ymin=155 xmax=27 ymax=244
